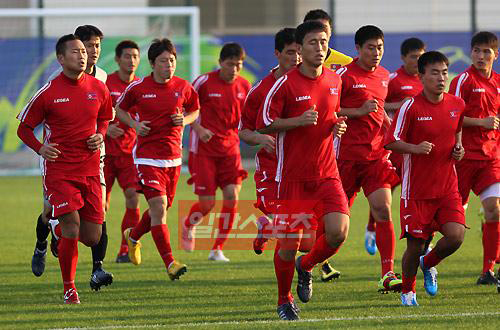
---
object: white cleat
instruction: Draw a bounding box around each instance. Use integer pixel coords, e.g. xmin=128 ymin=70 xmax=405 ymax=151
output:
xmin=208 ymin=249 xmax=230 ymax=262
xmin=181 ymin=219 xmax=196 ymax=252
xmin=401 ymin=292 xmax=419 ymax=306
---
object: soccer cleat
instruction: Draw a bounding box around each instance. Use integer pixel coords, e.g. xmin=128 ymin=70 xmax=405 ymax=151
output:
xmin=497 ymin=267 xmax=500 ymax=293
xmin=476 ymin=270 xmax=497 ymax=285
xmin=295 ymin=255 xmax=313 ymax=303
xmin=31 ymin=243 xmax=47 ymax=277
xmin=48 ymin=219 xmax=60 ymax=258
xmin=123 ymin=228 xmax=141 ymax=265
xmin=115 ymin=253 xmax=131 ymax=263
xmin=90 ymin=268 xmax=114 ymax=291
xmin=253 ymin=217 xmax=271 ymax=255
xmin=63 ymin=288 xmax=80 ymax=304
xmin=208 ymin=249 xmax=230 ymax=262
xmin=378 ymin=271 xmax=403 ymax=293
xmin=319 ymin=260 xmax=341 ymax=282
xmin=167 ymin=261 xmax=187 ymax=281
xmin=401 ymin=292 xmax=419 ymax=306
xmin=364 ymin=229 xmax=377 ymax=256
xmin=181 ymin=220 xmax=196 ymax=252
xmin=277 ymin=301 xmax=299 ymax=321
xmin=420 ymin=255 xmax=438 ymax=296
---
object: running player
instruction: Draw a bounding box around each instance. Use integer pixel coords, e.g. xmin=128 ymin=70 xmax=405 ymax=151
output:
xmin=449 ymin=31 xmax=500 ymax=285
xmin=18 ymin=34 xmax=113 ymax=303
xmin=386 ymin=51 xmax=466 ymax=305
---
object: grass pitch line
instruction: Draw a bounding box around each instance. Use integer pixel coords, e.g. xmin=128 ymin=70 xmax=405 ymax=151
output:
xmin=50 ymin=311 xmax=500 ymax=329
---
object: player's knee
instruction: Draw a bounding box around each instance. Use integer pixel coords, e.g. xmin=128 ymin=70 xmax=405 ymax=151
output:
xmin=124 ymin=189 xmax=139 ymax=208
xmin=446 ymin=230 xmax=465 ymax=250
xmin=325 ymin=227 xmax=348 ymax=247
xmin=278 ymin=248 xmax=297 ymax=261
xmin=371 ymin=203 xmax=391 ymax=221
xmin=484 ymin=200 xmax=500 ymax=222
xmin=199 ymin=200 xmax=215 ymax=215
xmin=80 ymin=234 xmax=100 ymax=247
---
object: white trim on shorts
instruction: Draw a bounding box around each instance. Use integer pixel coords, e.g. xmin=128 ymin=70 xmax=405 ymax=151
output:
xmin=479 ymin=183 xmax=500 ymax=202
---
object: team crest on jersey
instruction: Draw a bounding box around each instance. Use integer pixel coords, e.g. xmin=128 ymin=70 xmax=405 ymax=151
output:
xmin=381 ymin=80 xmax=389 ymax=87
xmin=87 ymin=92 xmax=97 ymax=100
xmin=330 ymin=64 xmax=339 ymax=70
xmin=330 ymin=87 xmax=338 ymax=95
xmin=450 ymin=110 xmax=459 ymax=118
xmin=237 ymin=92 xmax=245 ymax=100
xmin=174 ymin=91 xmax=180 ymax=98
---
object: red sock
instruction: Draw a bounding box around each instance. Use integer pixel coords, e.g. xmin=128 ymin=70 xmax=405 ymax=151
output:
xmin=423 ymin=248 xmax=443 ymax=268
xmin=184 ymin=203 xmax=208 ymax=228
xmin=482 ymin=222 xmax=500 ymax=273
xmin=212 ymin=206 xmax=236 ymax=250
xmin=151 ymin=224 xmax=174 ymax=269
xmin=274 ymin=245 xmax=295 ymax=305
xmin=375 ymin=220 xmax=396 ymax=276
xmin=367 ymin=212 xmax=376 ymax=231
xmin=120 ymin=208 xmax=140 ymax=254
xmin=130 ymin=210 xmax=151 ymax=241
xmin=58 ymin=236 xmax=78 ymax=292
xmin=402 ymin=274 xmax=416 ymax=293
xmin=300 ymin=234 xmax=342 ymax=272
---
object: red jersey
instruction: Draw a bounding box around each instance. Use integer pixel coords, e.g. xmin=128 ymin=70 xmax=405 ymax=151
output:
xmin=240 ymin=71 xmax=278 ymax=177
xmin=386 ymin=93 xmax=465 ymax=199
xmin=105 ymin=72 xmax=140 ymax=155
xmin=335 ymin=59 xmax=390 ymax=160
xmin=190 ymin=70 xmax=251 ymax=157
xmin=17 ymin=73 xmax=113 ymax=176
xmin=116 ymin=74 xmax=200 ymax=167
xmin=257 ymin=65 xmax=342 ymax=182
xmin=386 ymin=66 xmax=423 ymax=103
xmin=449 ymin=65 xmax=500 ymax=161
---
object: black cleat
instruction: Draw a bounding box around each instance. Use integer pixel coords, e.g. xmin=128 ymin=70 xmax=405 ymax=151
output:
xmin=50 ymin=235 xmax=59 ymax=258
xmin=115 ymin=253 xmax=131 ymax=263
xmin=295 ymin=255 xmax=313 ymax=303
xmin=277 ymin=302 xmax=299 ymax=321
xmin=477 ymin=270 xmax=497 ymax=285
xmin=497 ymin=268 xmax=500 ymax=293
xmin=319 ymin=260 xmax=341 ymax=282
xmin=31 ymin=243 xmax=47 ymax=277
xmin=90 ymin=268 xmax=114 ymax=291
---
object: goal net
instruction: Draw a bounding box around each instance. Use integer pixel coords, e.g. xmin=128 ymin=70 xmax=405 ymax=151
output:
xmin=0 ymin=6 xmax=200 ymax=175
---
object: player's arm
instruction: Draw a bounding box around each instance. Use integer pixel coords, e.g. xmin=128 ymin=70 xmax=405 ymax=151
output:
xmin=385 ymin=140 xmax=434 ymax=155
xmin=384 ymin=98 xmax=410 ymax=112
xmin=462 ymin=116 xmax=499 ymax=129
xmin=258 ymin=105 xmax=318 ymax=134
xmin=115 ymin=105 xmax=151 ymax=137
xmin=171 ymin=108 xmax=200 ymax=127
xmin=88 ymin=90 xmax=113 ymax=151
xmin=239 ymin=128 xmax=276 ymax=152
xmin=338 ymin=99 xmax=379 ymax=118
xmin=452 ymin=131 xmax=465 ymax=161
xmin=17 ymin=123 xmax=61 ymax=161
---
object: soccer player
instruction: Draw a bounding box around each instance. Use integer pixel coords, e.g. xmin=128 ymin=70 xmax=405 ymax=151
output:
xmin=182 ymin=43 xmax=251 ymax=261
xmin=449 ymin=31 xmax=500 ymax=285
xmin=386 ymin=51 xmax=466 ymax=306
xmin=30 ymin=25 xmax=114 ymax=291
xmin=117 ymin=38 xmax=198 ymax=280
xmin=334 ymin=25 xmax=401 ymax=292
xmin=17 ymin=34 xmax=113 ymax=303
xmin=104 ymin=40 xmax=141 ymax=263
xmin=257 ymin=21 xmax=349 ymax=320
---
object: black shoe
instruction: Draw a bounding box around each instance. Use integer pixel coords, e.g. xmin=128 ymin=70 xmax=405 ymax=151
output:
xmin=496 ymin=268 xmax=500 ymax=293
xmin=90 ymin=268 xmax=114 ymax=291
xmin=320 ymin=260 xmax=341 ymax=282
xmin=277 ymin=302 xmax=299 ymax=321
xmin=31 ymin=243 xmax=47 ymax=277
xmin=295 ymin=255 xmax=313 ymax=303
xmin=477 ymin=270 xmax=497 ymax=285
xmin=48 ymin=220 xmax=59 ymax=258
xmin=115 ymin=253 xmax=131 ymax=263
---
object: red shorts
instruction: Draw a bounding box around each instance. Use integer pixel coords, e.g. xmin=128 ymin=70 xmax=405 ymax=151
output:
xmin=136 ymin=165 xmax=181 ymax=207
xmin=104 ymin=153 xmax=140 ymax=201
xmin=44 ymin=175 xmax=104 ymax=223
xmin=338 ymin=158 xmax=399 ymax=206
xmin=275 ymin=178 xmax=350 ymax=233
xmin=190 ymin=153 xmax=248 ymax=196
xmin=456 ymin=158 xmax=500 ymax=204
xmin=254 ymin=171 xmax=278 ymax=216
xmin=388 ymin=152 xmax=403 ymax=186
xmin=400 ymin=192 xmax=466 ymax=240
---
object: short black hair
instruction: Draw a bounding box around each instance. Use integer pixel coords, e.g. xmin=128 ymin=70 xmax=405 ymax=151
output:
xmin=418 ymin=51 xmax=449 ymax=74
xmin=303 ymin=9 xmax=332 ymax=26
xmin=471 ymin=31 xmax=498 ymax=50
xmin=295 ymin=21 xmax=329 ymax=45
xmin=401 ymin=38 xmax=426 ymax=56
xmin=219 ymin=42 xmax=245 ymax=61
xmin=275 ymin=28 xmax=296 ymax=52
xmin=355 ymin=25 xmax=384 ymax=47
xmin=115 ymin=40 xmax=140 ymax=58
xmin=74 ymin=25 xmax=103 ymax=42
xmin=148 ymin=38 xmax=176 ymax=64
xmin=56 ymin=34 xmax=80 ymax=56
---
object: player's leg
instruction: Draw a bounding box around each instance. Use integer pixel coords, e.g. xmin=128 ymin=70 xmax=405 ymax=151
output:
xmin=478 ymin=192 xmax=500 ymax=284
xmin=116 ymin=187 xmax=140 ymax=263
xmin=401 ymin=235 xmax=426 ymax=306
xmin=275 ymin=234 xmax=301 ymax=320
xmin=31 ymin=199 xmax=52 ymax=276
xmin=314 ymin=218 xmax=341 ymax=282
xmin=365 ymin=211 xmax=377 ymax=255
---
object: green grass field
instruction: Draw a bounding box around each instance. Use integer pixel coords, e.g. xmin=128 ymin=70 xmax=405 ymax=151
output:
xmin=1 ymin=174 xmax=499 ymax=329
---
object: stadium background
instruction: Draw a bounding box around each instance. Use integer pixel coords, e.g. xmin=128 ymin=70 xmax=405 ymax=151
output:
xmin=0 ymin=0 xmax=499 ymax=174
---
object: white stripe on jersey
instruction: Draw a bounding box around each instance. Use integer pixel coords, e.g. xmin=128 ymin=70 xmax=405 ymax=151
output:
xmin=262 ymin=75 xmax=287 ymax=126
xmin=115 ymin=78 xmax=144 ymax=108
xmin=454 ymin=72 xmax=469 ymax=98
xmin=335 ymin=67 xmax=348 ymax=76
xmin=189 ymin=116 xmax=201 ymax=153
xmin=401 ymin=154 xmax=411 ymax=199
xmin=275 ymin=131 xmax=285 ymax=182
xmin=19 ymin=81 xmax=52 ymax=122
xmin=389 ymin=72 xmax=398 ymax=81
xmin=393 ymin=98 xmax=414 ymax=141
xmin=192 ymin=74 xmax=208 ymax=92
xmin=334 ymin=135 xmax=341 ymax=159
xmin=255 ymin=153 xmax=260 ymax=172
xmin=245 ymin=79 xmax=262 ymax=103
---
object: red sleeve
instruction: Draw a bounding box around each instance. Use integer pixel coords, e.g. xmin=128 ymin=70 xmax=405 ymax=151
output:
xmin=17 ymin=122 xmax=43 ymax=154
xmin=96 ymin=89 xmax=113 ymax=136
xmin=183 ymin=84 xmax=200 ymax=113
xmin=17 ymin=84 xmax=48 ymax=129
xmin=456 ymin=99 xmax=466 ymax=133
xmin=116 ymin=84 xmax=136 ymax=112
xmin=385 ymin=98 xmax=414 ymax=145
xmin=338 ymin=72 xmax=352 ymax=108
xmin=256 ymin=76 xmax=288 ymax=129
xmin=240 ymin=84 xmax=262 ymax=131
xmin=448 ymin=72 xmax=471 ymax=103
xmin=332 ymin=78 xmax=342 ymax=123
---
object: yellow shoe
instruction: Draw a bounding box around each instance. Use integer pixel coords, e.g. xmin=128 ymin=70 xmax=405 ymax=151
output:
xmin=319 ymin=260 xmax=341 ymax=282
xmin=123 ymin=228 xmax=141 ymax=265
xmin=167 ymin=260 xmax=187 ymax=281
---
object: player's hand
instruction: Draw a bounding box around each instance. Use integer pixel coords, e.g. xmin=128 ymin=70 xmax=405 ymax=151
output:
xmin=87 ymin=133 xmax=104 ymax=151
xmin=39 ymin=143 xmax=61 ymax=162
xmin=298 ymin=105 xmax=318 ymax=126
xmin=481 ymin=116 xmax=499 ymax=130
xmin=452 ymin=143 xmax=465 ymax=161
xmin=135 ymin=120 xmax=151 ymax=137
xmin=412 ymin=141 xmax=434 ymax=154
xmin=333 ymin=116 xmax=347 ymax=138
xmin=171 ymin=107 xmax=185 ymax=126
xmin=197 ymin=126 xmax=214 ymax=143
xmin=360 ymin=99 xmax=378 ymax=116
xmin=106 ymin=123 xmax=124 ymax=139
xmin=256 ymin=134 xmax=276 ymax=153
